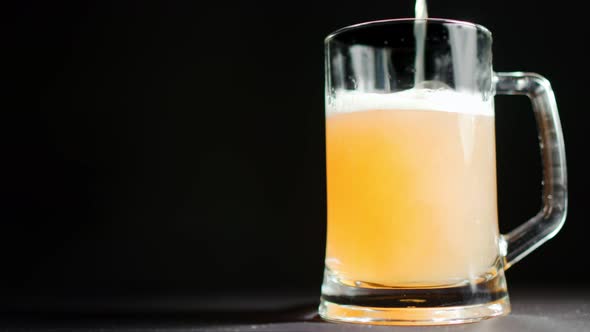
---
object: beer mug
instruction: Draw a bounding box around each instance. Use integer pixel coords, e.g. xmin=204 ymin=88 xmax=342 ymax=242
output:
xmin=320 ymin=19 xmax=567 ymax=325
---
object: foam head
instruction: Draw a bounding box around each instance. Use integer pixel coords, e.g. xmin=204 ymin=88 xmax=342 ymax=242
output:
xmin=327 ymin=88 xmax=494 ymax=116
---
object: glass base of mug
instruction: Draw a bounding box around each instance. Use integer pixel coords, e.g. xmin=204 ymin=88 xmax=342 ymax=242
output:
xmin=319 ymin=262 xmax=510 ymax=325
xmin=319 ymin=297 xmax=510 ymax=325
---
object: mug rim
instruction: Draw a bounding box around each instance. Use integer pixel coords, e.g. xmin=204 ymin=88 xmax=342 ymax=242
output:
xmin=325 ymin=18 xmax=492 ymax=44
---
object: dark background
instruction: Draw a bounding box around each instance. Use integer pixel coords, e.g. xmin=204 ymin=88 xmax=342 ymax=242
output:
xmin=3 ymin=0 xmax=588 ymax=311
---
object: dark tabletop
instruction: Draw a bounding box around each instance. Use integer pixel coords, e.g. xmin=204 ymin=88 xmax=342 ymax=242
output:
xmin=0 ymin=288 xmax=588 ymax=332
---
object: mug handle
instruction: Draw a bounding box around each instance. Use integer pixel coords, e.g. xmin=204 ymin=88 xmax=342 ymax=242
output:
xmin=494 ymin=72 xmax=568 ymax=269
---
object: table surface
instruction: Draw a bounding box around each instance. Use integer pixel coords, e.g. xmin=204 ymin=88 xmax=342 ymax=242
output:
xmin=0 ymin=288 xmax=588 ymax=332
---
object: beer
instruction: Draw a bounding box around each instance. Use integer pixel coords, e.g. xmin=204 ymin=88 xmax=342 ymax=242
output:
xmin=325 ymin=90 xmax=500 ymax=286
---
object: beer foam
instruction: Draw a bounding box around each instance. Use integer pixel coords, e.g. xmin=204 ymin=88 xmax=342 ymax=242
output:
xmin=327 ymin=89 xmax=494 ymax=116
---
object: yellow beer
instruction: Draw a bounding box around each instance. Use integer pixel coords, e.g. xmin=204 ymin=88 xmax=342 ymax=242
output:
xmin=325 ymin=92 xmax=500 ymax=286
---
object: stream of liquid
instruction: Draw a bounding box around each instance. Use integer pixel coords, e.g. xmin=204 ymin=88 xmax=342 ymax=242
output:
xmin=413 ymin=0 xmax=428 ymax=85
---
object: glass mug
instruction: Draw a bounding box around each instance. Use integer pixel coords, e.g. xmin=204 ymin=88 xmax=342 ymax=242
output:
xmin=320 ymin=19 xmax=567 ymax=325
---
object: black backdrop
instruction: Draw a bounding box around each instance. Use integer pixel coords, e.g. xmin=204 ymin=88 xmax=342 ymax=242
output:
xmin=3 ymin=0 xmax=588 ymax=310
